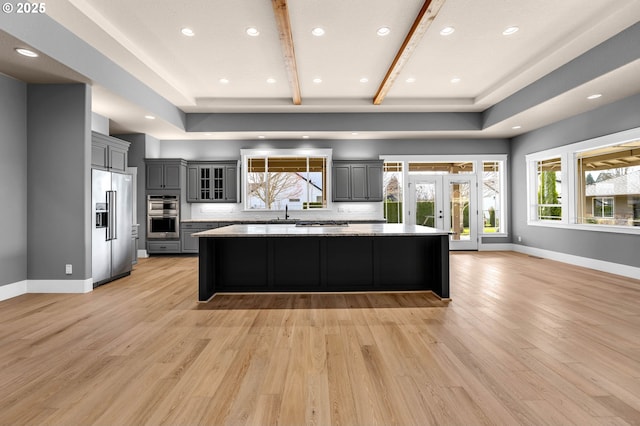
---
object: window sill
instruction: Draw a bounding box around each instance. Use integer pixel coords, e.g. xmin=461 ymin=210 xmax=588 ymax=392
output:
xmin=528 ymin=220 xmax=640 ymax=235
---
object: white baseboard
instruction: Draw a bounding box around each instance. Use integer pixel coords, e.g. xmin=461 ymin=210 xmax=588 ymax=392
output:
xmin=27 ymin=279 xmax=93 ymax=294
xmin=511 ymin=244 xmax=640 ymax=281
xmin=3 ymin=246 xmax=637 ymax=302
xmin=0 ymin=280 xmax=28 ymax=302
xmin=479 ymin=243 xmax=513 ymax=251
xmin=1 ymin=278 xmax=92 ymax=302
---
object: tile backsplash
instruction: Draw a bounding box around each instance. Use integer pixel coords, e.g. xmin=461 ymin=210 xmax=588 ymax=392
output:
xmin=189 ymin=202 xmax=384 ymax=221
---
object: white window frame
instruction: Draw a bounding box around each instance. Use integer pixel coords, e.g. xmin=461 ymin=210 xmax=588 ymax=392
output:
xmin=593 ymin=197 xmax=615 ymax=218
xmin=481 ymin=159 xmax=507 ymax=235
xmin=526 ymin=152 xmax=568 ymax=224
xmin=526 ymin=127 xmax=640 ymax=235
xmin=241 ymin=148 xmax=333 ymax=212
xmin=380 ymin=154 xmax=508 ymax=237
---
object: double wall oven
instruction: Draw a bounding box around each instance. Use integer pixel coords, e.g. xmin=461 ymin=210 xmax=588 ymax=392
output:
xmin=147 ymin=195 xmax=179 ymax=239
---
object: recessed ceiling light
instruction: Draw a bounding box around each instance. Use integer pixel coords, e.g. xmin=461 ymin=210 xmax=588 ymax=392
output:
xmin=587 ymin=93 xmax=602 ymax=100
xmin=302 ymin=135 xmax=310 ymax=139
xmin=359 ymin=77 xmax=369 ymax=83
xmin=450 ymin=77 xmax=461 ymax=84
xmin=311 ymin=27 xmax=325 ymax=36
xmin=512 ymin=125 xmax=522 ymax=130
xmin=313 ymin=78 xmax=322 ymax=84
xmin=258 ymin=135 xmax=266 ymax=139
xmin=377 ymin=26 xmax=391 ymax=36
xmin=502 ymin=26 xmax=519 ymax=36
xmin=266 ymin=78 xmax=276 ymax=84
xmin=15 ymin=48 xmax=38 ymax=58
xmin=246 ymin=27 xmax=260 ymax=37
xmin=144 ymin=115 xmax=156 ymax=120
xmin=351 ymin=132 xmax=359 ymax=135
xmin=205 ymin=133 xmax=212 ymax=136
xmin=440 ymin=26 xmax=455 ymax=36
xmin=405 ymin=77 xmax=416 ymax=83
xmin=219 ymin=78 xmax=229 ymax=84
xmin=181 ymin=28 xmax=195 ymax=37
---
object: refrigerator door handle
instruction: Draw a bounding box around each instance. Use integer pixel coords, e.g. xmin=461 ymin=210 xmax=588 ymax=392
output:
xmin=107 ymin=191 xmax=114 ymax=241
xmin=112 ymin=190 xmax=117 ymax=240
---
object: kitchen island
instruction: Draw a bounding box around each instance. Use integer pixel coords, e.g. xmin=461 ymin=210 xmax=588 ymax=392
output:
xmin=194 ymin=223 xmax=450 ymax=302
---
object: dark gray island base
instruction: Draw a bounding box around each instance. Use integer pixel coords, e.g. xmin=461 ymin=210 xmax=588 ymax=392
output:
xmin=194 ymin=224 xmax=450 ymax=302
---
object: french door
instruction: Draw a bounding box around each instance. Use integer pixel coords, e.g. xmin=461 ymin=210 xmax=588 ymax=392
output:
xmin=407 ymin=175 xmax=478 ymax=250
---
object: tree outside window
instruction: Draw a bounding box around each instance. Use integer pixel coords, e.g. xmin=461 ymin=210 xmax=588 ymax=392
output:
xmin=536 ymin=158 xmax=562 ymax=220
xmin=383 ymin=162 xmax=403 ymax=223
xmin=246 ymin=156 xmax=327 ymax=210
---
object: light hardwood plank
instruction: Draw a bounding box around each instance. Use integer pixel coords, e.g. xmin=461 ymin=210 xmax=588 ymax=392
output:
xmin=0 ymin=252 xmax=639 ymax=424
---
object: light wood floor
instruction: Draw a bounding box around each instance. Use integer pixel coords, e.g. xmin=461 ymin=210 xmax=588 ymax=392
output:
xmin=1 ymin=252 xmax=640 ymax=425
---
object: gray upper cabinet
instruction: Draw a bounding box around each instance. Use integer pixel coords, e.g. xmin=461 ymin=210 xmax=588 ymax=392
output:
xmin=366 ymin=162 xmax=383 ymax=200
xmin=91 ymin=132 xmax=130 ymax=173
xmin=332 ymin=160 xmax=384 ymax=202
xmin=146 ymin=159 xmax=185 ymax=190
xmin=224 ymin=164 xmax=238 ymax=202
xmin=332 ymin=163 xmax=352 ymax=201
xmin=187 ymin=161 xmax=239 ymax=202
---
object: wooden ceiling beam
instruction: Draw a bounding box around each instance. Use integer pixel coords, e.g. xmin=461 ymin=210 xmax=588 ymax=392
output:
xmin=373 ymin=0 xmax=447 ymax=105
xmin=271 ymin=0 xmax=302 ymax=105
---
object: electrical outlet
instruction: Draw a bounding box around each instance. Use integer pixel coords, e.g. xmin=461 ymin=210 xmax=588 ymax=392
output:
xmin=65 ymin=264 xmax=72 ymax=275
xmin=517 ymin=236 xmax=522 ymax=242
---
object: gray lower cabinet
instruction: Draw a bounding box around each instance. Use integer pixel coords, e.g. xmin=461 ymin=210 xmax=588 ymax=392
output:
xmin=182 ymin=229 xmax=200 ymax=252
xmin=332 ymin=160 xmax=384 ymax=202
xmin=91 ymin=132 xmax=130 ymax=173
xmin=147 ymin=240 xmax=181 ymax=253
xmin=187 ymin=161 xmax=238 ymax=202
xmin=181 ymin=222 xmax=220 ymax=253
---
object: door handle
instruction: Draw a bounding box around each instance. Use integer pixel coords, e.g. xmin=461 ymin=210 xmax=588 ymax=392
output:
xmin=107 ymin=190 xmax=118 ymax=240
xmin=107 ymin=191 xmax=113 ymax=241
xmin=112 ymin=191 xmax=117 ymax=240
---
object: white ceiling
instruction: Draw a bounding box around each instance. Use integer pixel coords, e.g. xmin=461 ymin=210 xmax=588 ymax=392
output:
xmin=3 ymin=0 xmax=640 ymax=140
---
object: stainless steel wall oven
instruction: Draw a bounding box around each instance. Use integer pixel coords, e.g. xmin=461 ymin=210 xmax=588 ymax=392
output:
xmin=147 ymin=195 xmax=179 ymax=239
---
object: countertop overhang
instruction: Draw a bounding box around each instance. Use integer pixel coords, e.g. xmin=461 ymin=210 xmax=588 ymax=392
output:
xmin=193 ymin=223 xmax=449 ymax=237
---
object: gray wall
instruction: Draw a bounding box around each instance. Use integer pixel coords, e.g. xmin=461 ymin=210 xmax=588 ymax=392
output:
xmin=160 ymin=136 xmax=512 ymax=245
xmin=0 ymin=12 xmax=185 ymax=131
xmin=159 ymin=137 xmax=510 ymax=160
xmin=27 ymin=84 xmax=92 ymax=280
xmin=511 ymin=93 xmax=640 ymax=268
xmin=0 ymin=74 xmax=28 ymax=287
xmin=117 ymin=133 xmax=158 ymax=248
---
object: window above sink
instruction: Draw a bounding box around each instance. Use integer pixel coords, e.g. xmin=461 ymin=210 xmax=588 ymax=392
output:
xmin=241 ymin=149 xmax=332 ymax=212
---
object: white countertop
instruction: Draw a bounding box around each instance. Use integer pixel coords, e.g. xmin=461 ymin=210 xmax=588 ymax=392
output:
xmin=193 ymin=223 xmax=449 ymax=237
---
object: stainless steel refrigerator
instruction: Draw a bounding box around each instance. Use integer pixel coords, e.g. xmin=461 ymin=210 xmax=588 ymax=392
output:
xmin=92 ymin=169 xmax=133 ymax=287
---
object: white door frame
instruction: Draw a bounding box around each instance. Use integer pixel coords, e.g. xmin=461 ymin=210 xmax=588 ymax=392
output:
xmin=407 ymin=175 xmax=443 ymax=229
xmin=407 ymin=174 xmax=478 ymax=250
xmin=444 ymin=174 xmax=478 ymax=250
